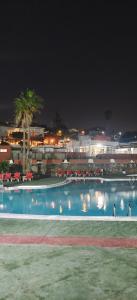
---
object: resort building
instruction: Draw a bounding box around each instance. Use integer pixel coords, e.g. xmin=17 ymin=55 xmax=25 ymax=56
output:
xmin=66 ymin=134 xmax=118 ymax=156
xmin=66 ymin=133 xmax=137 ymax=156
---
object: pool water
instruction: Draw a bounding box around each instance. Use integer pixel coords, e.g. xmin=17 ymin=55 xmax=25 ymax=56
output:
xmin=0 ymin=181 xmax=137 ymax=217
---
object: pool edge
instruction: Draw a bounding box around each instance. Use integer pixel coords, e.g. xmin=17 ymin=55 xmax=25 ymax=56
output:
xmin=0 ymin=214 xmax=137 ymax=221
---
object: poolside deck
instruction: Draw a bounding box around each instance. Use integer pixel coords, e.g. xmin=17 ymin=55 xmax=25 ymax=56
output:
xmin=0 ymin=219 xmax=137 ymax=299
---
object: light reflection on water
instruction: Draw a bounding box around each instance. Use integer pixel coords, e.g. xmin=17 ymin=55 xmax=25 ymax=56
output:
xmin=0 ymin=182 xmax=137 ymax=216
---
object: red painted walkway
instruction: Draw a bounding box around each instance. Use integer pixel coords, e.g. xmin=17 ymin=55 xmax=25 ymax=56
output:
xmin=0 ymin=235 xmax=137 ymax=248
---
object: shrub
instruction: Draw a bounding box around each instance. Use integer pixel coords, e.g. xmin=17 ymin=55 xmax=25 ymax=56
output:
xmin=0 ymin=161 xmax=9 ymax=173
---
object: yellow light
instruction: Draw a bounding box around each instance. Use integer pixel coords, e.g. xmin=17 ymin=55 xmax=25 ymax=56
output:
xmin=50 ymin=138 xmax=54 ymax=144
xmin=81 ymin=202 xmax=88 ymax=212
xmin=44 ymin=139 xmax=48 ymax=144
xmin=57 ymin=130 xmax=62 ymax=136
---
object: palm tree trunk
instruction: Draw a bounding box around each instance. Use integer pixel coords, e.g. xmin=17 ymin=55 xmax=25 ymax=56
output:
xmin=23 ymin=127 xmax=26 ymax=174
xmin=26 ymin=126 xmax=30 ymax=171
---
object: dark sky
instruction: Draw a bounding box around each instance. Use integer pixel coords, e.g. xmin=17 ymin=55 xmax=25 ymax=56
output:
xmin=0 ymin=0 xmax=137 ymax=130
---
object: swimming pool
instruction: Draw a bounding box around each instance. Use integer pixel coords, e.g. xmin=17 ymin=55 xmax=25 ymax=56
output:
xmin=0 ymin=181 xmax=137 ymax=217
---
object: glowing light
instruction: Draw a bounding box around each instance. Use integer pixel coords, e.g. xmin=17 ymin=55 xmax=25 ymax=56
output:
xmin=57 ymin=130 xmax=62 ymax=136
xmin=50 ymin=138 xmax=54 ymax=144
xmin=96 ymin=143 xmax=102 ymax=147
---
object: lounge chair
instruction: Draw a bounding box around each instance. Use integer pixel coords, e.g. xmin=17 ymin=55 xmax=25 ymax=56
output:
xmin=12 ymin=172 xmax=21 ymax=182
xmin=23 ymin=172 xmax=33 ymax=182
xmin=4 ymin=173 xmax=12 ymax=182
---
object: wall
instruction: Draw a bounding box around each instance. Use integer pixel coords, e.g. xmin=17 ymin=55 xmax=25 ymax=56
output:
xmin=0 ymin=145 xmax=12 ymax=161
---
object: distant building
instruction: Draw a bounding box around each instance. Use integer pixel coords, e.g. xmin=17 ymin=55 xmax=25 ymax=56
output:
xmin=120 ymin=131 xmax=137 ymax=144
xmin=88 ymin=127 xmax=106 ymax=137
xmin=66 ymin=132 xmax=137 ymax=156
xmin=66 ymin=134 xmax=118 ymax=156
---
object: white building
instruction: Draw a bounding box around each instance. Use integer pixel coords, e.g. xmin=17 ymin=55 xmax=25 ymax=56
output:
xmin=66 ymin=134 xmax=137 ymax=156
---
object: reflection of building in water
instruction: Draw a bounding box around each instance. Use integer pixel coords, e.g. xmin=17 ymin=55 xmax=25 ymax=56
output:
xmin=120 ymin=199 xmax=124 ymax=210
xmin=51 ymin=201 xmax=55 ymax=209
xmin=95 ymin=191 xmax=107 ymax=210
xmin=59 ymin=205 xmax=63 ymax=214
xmin=80 ymin=193 xmax=84 ymax=201
xmin=81 ymin=201 xmax=88 ymax=212
xmin=132 ymin=191 xmax=136 ymax=198
xmin=89 ymin=189 xmax=95 ymax=199
xmin=128 ymin=204 xmax=132 ymax=216
xmin=85 ymin=193 xmax=91 ymax=202
xmin=118 ymin=191 xmax=137 ymax=199
xmin=64 ymin=191 xmax=69 ymax=196
xmin=68 ymin=199 xmax=72 ymax=210
xmin=84 ymin=193 xmax=91 ymax=209
xmin=97 ymin=195 xmax=104 ymax=209
xmin=32 ymin=198 xmax=35 ymax=203
xmin=103 ymin=199 xmax=107 ymax=211
xmin=0 ymin=203 xmax=5 ymax=210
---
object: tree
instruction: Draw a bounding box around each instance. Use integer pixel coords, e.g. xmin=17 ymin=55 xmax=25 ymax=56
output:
xmin=104 ymin=109 xmax=112 ymax=134
xmin=53 ymin=111 xmax=67 ymax=133
xmin=0 ymin=161 xmax=9 ymax=174
xmin=15 ymin=89 xmax=43 ymax=173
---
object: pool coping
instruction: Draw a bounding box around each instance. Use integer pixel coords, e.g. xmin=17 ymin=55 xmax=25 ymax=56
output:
xmin=3 ymin=179 xmax=70 ymax=190
xmin=0 ymin=214 xmax=137 ymax=221
xmin=2 ymin=175 xmax=137 ymax=191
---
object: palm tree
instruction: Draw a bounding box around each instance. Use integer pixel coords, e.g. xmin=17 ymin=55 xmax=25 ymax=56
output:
xmin=104 ymin=109 xmax=112 ymax=134
xmin=15 ymin=89 xmax=43 ymax=173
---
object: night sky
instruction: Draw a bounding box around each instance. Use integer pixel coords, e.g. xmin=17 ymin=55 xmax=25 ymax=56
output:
xmin=0 ymin=1 xmax=137 ymax=130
